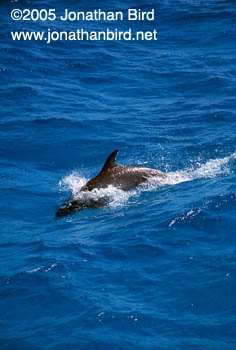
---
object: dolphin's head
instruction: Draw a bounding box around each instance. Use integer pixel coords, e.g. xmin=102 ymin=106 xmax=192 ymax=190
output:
xmin=56 ymin=198 xmax=85 ymax=217
xmin=56 ymin=195 xmax=108 ymax=217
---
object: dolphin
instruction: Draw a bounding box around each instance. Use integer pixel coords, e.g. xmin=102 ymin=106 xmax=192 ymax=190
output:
xmin=56 ymin=150 xmax=166 ymax=217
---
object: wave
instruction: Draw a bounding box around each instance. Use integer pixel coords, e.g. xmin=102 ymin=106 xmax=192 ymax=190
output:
xmin=168 ymin=191 xmax=236 ymax=228
xmin=58 ymin=151 xmax=236 ymax=208
xmin=160 ymin=151 xmax=236 ymax=186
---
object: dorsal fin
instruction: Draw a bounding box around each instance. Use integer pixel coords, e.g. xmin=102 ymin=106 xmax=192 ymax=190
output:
xmin=100 ymin=150 xmax=118 ymax=174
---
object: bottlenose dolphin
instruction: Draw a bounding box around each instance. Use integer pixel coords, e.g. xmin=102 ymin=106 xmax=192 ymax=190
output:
xmin=56 ymin=150 xmax=166 ymax=217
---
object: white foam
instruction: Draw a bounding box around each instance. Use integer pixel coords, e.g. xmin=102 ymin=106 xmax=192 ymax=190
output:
xmin=153 ymin=151 xmax=236 ymax=187
xmin=59 ymin=172 xmax=133 ymax=208
xmin=58 ymin=152 xmax=236 ymax=208
xmin=45 ymin=263 xmax=57 ymax=272
xmin=59 ymin=171 xmax=87 ymax=195
xmin=168 ymin=208 xmax=202 ymax=227
xmin=26 ymin=266 xmax=43 ymax=273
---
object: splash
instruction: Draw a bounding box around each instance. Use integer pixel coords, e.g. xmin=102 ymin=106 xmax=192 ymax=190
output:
xmin=59 ymin=171 xmax=87 ymax=196
xmin=59 ymin=152 xmax=236 ymax=208
xmin=155 ymin=151 xmax=236 ymax=187
xmin=59 ymin=171 xmax=132 ymax=208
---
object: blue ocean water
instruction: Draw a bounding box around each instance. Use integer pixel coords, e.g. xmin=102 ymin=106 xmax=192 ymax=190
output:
xmin=1 ymin=0 xmax=236 ymax=348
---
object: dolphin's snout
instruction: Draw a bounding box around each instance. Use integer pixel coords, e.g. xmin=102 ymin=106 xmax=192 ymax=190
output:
xmin=56 ymin=206 xmax=72 ymax=217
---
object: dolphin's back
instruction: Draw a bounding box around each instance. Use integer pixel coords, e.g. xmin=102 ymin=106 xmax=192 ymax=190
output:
xmin=81 ymin=164 xmax=165 ymax=192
